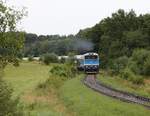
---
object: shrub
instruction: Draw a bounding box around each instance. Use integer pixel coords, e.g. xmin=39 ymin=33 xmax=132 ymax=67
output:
xmin=143 ymin=56 xmax=150 ymax=76
xmin=50 ymin=65 xmax=67 ymax=78
xmin=131 ymin=76 xmax=144 ymax=85
xmin=28 ymin=55 xmax=34 ymax=61
xmin=120 ymin=68 xmax=144 ymax=85
xmin=128 ymin=49 xmax=150 ymax=76
xmin=42 ymin=53 xmax=58 ymax=65
xmin=38 ymin=62 xmax=77 ymax=90
xmin=50 ymin=63 xmax=77 ymax=79
xmin=13 ymin=58 xmax=20 ymax=67
xmin=120 ymin=68 xmax=134 ymax=80
xmin=0 ymin=79 xmax=23 ymax=116
xmin=59 ymin=57 xmax=66 ymax=63
xmin=109 ymin=56 xmax=128 ymax=74
xmin=37 ymin=75 xmax=64 ymax=89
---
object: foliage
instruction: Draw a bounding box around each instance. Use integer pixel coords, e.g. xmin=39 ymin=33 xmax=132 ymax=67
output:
xmin=109 ymin=56 xmax=128 ymax=74
xmin=38 ymin=62 xmax=77 ymax=90
xmin=4 ymin=62 xmax=70 ymax=115
xmin=120 ymin=68 xmax=144 ymax=85
xmin=0 ymin=79 xmax=23 ymax=116
xmin=50 ymin=65 xmax=68 ymax=78
xmin=24 ymin=35 xmax=94 ymax=57
xmin=0 ymin=1 xmax=26 ymax=115
xmin=50 ymin=63 xmax=77 ymax=79
xmin=0 ymin=1 xmax=26 ymax=69
xmin=128 ymin=49 xmax=150 ymax=76
xmin=59 ymin=57 xmax=66 ymax=63
xmin=42 ymin=53 xmax=58 ymax=65
xmin=77 ymin=9 xmax=150 ymax=68
xmin=28 ymin=55 xmax=34 ymax=61
xmin=37 ymin=75 xmax=64 ymax=89
xmin=98 ymin=75 xmax=150 ymax=97
xmin=143 ymin=56 xmax=150 ymax=75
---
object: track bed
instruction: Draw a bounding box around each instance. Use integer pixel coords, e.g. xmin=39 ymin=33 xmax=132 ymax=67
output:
xmin=83 ymin=75 xmax=150 ymax=109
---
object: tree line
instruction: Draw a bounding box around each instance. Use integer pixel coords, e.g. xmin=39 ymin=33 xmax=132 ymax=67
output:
xmin=24 ymin=9 xmax=150 ymax=69
xmin=77 ymin=9 xmax=150 ymax=68
xmin=23 ymin=33 xmax=93 ymax=56
xmin=23 ymin=9 xmax=150 ymax=84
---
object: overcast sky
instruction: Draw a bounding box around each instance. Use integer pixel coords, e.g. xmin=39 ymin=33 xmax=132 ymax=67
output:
xmin=7 ymin=0 xmax=150 ymax=35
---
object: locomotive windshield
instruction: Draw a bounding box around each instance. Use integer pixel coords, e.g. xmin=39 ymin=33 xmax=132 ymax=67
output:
xmin=85 ymin=55 xmax=98 ymax=59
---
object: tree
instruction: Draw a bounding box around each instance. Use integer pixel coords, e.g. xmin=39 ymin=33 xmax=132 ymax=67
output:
xmin=0 ymin=1 xmax=26 ymax=115
xmin=0 ymin=0 xmax=26 ymax=69
xmin=42 ymin=53 xmax=58 ymax=65
xmin=128 ymin=49 xmax=150 ymax=75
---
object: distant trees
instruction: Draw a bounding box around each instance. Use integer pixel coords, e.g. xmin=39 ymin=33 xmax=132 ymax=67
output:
xmin=23 ymin=36 xmax=93 ymax=57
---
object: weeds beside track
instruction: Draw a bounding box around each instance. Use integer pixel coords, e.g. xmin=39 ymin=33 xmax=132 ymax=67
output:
xmin=83 ymin=75 xmax=150 ymax=109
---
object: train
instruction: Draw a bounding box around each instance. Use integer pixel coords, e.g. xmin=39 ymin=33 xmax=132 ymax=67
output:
xmin=77 ymin=52 xmax=100 ymax=74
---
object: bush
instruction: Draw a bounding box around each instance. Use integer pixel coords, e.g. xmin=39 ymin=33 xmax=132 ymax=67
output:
xmin=28 ymin=55 xmax=34 ymax=61
xmin=131 ymin=76 xmax=144 ymax=85
xmin=37 ymin=75 xmax=64 ymax=89
xmin=120 ymin=68 xmax=144 ymax=85
xmin=0 ymin=79 xmax=23 ymax=116
xmin=38 ymin=62 xmax=77 ymax=90
xmin=143 ymin=56 xmax=150 ymax=75
xmin=50 ymin=65 xmax=68 ymax=78
xmin=42 ymin=53 xmax=58 ymax=65
xmin=128 ymin=49 xmax=150 ymax=76
xmin=50 ymin=63 xmax=77 ymax=79
xmin=120 ymin=68 xmax=134 ymax=80
xmin=109 ymin=56 xmax=128 ymax=74
xmin=13 ymin=58 xmax=20 ymax=67
xmin=59 ymin=57 xmax=66 ymax=63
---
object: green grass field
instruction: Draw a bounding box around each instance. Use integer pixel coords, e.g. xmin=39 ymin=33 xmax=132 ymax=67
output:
xmin=3 ymin=62 xmax=150 ymax=116
xmin=4 ymin=61 xmax=50 ymax=98
xmin=60 ymin=76 xmax=150 ymax=116
xmin=4 ymin=62 xmax=73 ymax=116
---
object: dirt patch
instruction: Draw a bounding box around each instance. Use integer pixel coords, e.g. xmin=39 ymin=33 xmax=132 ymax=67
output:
xmin=144 ymin=79 xmax=150 ymax=85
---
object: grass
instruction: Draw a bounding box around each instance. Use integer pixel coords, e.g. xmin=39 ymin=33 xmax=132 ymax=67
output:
xmin=4 ymin=61 xmax=50 ymax=97
xmin=60 ymin=75 xmax=150 ymax=116
xmin=3 ymin=62 xmax=150 ymax=116
xmin=98 ymin=72 xmax=150 ymax=97
xmin=3 ymin=61 xmax=74 ymax=116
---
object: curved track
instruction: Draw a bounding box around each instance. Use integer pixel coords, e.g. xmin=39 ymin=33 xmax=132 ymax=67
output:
xmin=83 ymin=75 xmax=150 ymax=109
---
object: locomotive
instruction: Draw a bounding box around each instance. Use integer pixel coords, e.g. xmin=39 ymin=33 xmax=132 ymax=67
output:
xmin=77 ymin=52 xmax=100 ymax=74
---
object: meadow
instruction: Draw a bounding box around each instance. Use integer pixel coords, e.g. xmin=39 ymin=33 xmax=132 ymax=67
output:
xmin=4 ymin=62 xmax=73 ymax=116
xmin=3 ymin=62 xmax=150 ymax=116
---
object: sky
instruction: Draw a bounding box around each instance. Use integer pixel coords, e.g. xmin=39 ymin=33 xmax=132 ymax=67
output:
xmin=7 ymin=0 xmax=150 ymax=35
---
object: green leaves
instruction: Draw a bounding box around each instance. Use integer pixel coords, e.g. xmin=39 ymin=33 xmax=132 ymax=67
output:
xmin=0 ymin=1 xmax=25 ymax=68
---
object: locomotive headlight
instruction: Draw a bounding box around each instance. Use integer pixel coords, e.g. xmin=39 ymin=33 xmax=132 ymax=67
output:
xmin=94 ymin=65 xmax=97 ymax=68
xmin=85 ymin=65 xmax=88 ymax=68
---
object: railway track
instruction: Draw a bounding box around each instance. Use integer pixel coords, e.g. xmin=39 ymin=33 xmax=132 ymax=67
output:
xmin=83 ymin=75 xmax=150 ymax=109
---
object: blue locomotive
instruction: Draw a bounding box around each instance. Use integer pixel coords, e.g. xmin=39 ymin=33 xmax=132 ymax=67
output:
xmin=77 ymin=53 xmax=100 ymax=73
xmin=83 ymin=53 xmax=99 ymax=73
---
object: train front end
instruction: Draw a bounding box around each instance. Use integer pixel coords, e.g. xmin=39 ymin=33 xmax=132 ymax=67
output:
xmin=83 ymin=53 xmax=99 ymax=74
